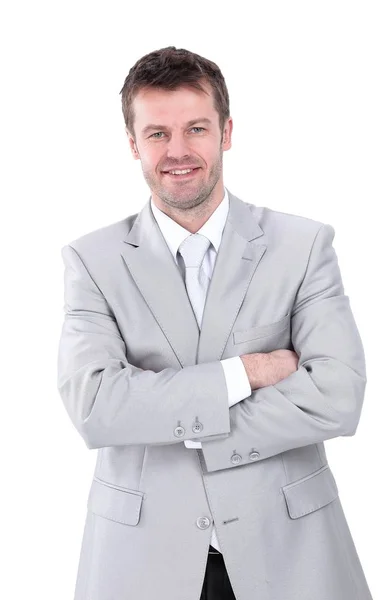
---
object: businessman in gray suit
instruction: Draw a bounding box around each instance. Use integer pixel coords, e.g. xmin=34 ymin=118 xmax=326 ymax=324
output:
xmin=57 ymin=46 xmax=373 ymax=599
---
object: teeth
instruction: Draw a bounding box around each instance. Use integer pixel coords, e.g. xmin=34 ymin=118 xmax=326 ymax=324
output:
xmin=169 ymin=169 xmax=193 ymax=175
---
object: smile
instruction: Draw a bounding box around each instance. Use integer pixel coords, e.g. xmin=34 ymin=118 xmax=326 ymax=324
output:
xmin=162 ymin=167 xmax=200 ymax=179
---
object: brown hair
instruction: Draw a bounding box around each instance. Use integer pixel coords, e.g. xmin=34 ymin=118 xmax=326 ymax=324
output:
xmin=119 ymin=46 xmax=230 ymax=141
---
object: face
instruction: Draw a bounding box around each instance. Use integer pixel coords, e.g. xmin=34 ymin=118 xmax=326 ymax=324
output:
xmin=127 ymin=82 xmax=232 ymax=212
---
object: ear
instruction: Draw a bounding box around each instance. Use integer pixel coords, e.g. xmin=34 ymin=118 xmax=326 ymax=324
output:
xmin=222 ymin=117 xmax=233 ymax=152
xmin=125 ymin=127 xmax=140 ymax=160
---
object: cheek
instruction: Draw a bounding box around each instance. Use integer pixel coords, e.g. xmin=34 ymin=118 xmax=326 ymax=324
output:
xmin=198 ymin=140 xmax=220 ymax=160
xmin=140 ymin=149 xmax=161 ymax=171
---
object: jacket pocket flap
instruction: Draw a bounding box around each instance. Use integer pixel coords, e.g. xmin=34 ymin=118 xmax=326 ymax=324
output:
xmin=282 ymin=464 xmax=339 ymax=519
xmin=88 ymin=477 xmax=144 ymax=526
xmin=233 ymin=312 xmax=291 ymax=344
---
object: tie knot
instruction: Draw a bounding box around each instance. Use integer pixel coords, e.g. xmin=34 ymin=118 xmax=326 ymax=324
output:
xmin=178 ymin=233 xmax=211 ymax=268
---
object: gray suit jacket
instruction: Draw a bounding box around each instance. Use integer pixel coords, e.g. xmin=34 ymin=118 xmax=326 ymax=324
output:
xmin=57 ymin=189 xmax=373 ymax=600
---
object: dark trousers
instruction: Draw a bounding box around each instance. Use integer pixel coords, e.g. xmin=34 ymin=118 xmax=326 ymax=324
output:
xmin=200 ymin=546 xmax=237 ymax=600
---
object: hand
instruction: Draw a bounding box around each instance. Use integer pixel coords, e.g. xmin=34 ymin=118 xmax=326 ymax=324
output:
xmin=240 ymin=349 xmax=299 ymax=391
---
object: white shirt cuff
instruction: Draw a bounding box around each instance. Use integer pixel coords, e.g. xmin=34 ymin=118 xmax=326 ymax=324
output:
xmin=221 ymin=356 xmax=252 ymax=406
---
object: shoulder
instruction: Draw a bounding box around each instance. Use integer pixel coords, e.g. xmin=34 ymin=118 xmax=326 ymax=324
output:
xmin=242 ymin=199 xmax=333 ymax=245
xmin=247 ymin=200 xmax=326 ymax=232
xmin=61 ymin=212 xmax=138 ymax=258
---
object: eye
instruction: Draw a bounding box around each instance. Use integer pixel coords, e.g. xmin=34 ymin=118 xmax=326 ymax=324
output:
xmin=149 ymin=127 xmax=205 ymax=139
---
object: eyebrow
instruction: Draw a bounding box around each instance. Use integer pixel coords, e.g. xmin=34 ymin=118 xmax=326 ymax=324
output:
xmin=141 ymin=118 xmax=212 ymax=136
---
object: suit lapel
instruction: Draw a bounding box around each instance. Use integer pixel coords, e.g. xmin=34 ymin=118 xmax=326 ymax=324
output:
xmin=121 ymin=190 xmax=267 ymax=367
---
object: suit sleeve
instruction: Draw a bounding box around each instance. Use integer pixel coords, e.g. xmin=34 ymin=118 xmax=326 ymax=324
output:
xmin=57 ymin=244 xmax=231 ymax=449
xmin=184 ymin=357 xmax=252 ymax=448
xmin=197 ymin=224 xmax=367 ymax=473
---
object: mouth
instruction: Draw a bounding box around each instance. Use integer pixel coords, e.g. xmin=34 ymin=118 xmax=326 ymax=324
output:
xmin=162 ymin=167 xmax=201 ymax=180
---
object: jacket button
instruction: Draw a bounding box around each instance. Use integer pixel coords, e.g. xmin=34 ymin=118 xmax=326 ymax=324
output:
xmin=174 ymin=426 xmax=185 ymax=437
xmin=192 ymin=422 xmax=203 ymax=433
xmin=249 ymin=451 xmax=260 ymax=461
xmin=196 ymin=516 xmax=211 ymax=530
xmin=230 ymin=453 xmax=242 ymax=465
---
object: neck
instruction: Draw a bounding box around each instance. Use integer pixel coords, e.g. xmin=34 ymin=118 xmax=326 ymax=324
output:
xmin=152 ymin=183 xmax=225 ymax=233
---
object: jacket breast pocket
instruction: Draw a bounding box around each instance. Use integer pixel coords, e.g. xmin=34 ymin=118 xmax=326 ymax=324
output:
xmin=87 ymin=477 xmax=144 ymax=526
xmin=281 ymin=464 xmax=339 ymax=519
xmin=233 ymin=312 xmax=291 ymax=345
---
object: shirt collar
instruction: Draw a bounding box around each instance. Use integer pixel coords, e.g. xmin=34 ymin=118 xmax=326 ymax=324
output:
xmin=150 ymin=187 xmax=229 ymax=262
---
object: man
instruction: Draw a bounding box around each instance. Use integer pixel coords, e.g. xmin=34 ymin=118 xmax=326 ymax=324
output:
xmin=57 ymin=46 xmax=373 ymax=600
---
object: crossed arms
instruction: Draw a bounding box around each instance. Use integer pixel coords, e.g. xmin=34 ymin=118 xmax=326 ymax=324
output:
xmin=57 ymin=224 xmax=366 ymax=472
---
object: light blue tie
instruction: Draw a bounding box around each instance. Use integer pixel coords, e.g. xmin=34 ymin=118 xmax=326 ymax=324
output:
xmin=177 ymin=233 xmax=211 ymax=329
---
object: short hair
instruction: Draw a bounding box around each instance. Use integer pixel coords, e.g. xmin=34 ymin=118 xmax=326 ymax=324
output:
xmin=119 ymin=46 xmax=230 ymax=140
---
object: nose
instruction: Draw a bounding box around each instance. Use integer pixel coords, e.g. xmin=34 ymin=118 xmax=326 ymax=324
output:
xmin=166 ymin=132 xmax=192 ymax=160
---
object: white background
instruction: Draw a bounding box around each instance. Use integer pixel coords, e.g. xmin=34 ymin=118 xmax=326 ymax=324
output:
xmin=1 ymin=1 xmax=390 ymax=598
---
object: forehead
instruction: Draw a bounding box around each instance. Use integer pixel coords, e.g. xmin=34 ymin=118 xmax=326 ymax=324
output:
xmin=132 ymin=84 xmax=218 ymax=128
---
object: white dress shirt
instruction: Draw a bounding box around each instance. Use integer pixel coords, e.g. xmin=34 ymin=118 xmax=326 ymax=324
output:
xmin=150 ymin=187 xmax=252 ymax=552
